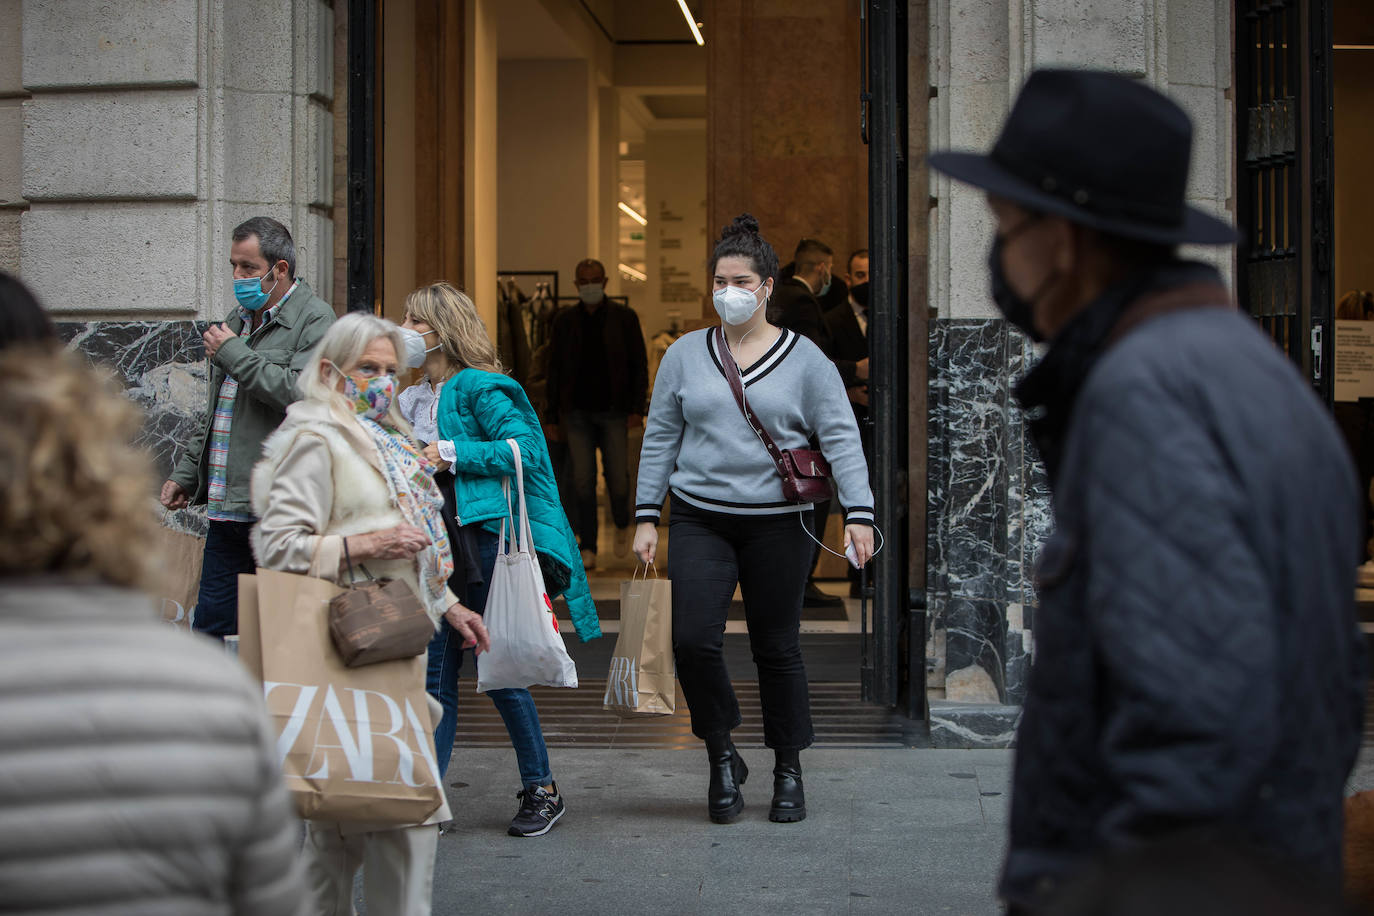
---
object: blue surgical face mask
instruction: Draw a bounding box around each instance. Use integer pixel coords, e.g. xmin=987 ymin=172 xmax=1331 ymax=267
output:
xmin=817 ymin=267 xmax=832 ymax=298
xmin=577 ymin=283 xmax=604 ymax=305
xmin=233 ymin=267 xmax=281 ymax=311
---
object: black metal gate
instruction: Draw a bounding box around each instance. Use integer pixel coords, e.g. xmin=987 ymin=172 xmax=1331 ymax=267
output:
xmin=861 ymin=0 xmax=914 ymax=714
xmin=1235 ymin=0 xmax=1335 ymax=402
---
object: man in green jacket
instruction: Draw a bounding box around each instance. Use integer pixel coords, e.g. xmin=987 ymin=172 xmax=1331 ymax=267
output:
xmin=160 ymin=217 xmax=335 ymax=638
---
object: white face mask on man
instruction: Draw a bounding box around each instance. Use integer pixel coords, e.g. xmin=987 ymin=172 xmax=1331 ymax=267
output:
xmin=712 ymin=280 xmax=768 ymax=326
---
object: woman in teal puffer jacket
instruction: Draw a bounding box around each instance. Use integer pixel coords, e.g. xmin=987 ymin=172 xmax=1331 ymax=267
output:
xmin=435 ymin=344 xmax=600 ymax=640
xmin=403 ymin=282 xmax=598 ymax=840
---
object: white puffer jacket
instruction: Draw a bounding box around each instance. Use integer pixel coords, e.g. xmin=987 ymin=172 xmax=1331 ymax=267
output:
xmin=0 ymin=579 xmax=306 ymax=915
xmin=250 ymin=399 xmax=454 ymax=624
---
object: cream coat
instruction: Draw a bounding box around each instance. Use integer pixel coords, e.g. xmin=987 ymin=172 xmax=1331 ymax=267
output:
xmin=249 ymin=398 xmax=454 ymax=838
xmin=251 ymin=399 xmax=456 ymax=624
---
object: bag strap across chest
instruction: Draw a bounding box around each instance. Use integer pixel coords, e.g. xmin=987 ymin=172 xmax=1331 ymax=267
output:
xmin=712 ymin=326 xmax=792 ymax=481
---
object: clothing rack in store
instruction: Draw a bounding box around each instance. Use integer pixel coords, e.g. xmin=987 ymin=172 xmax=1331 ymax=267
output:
xmin=497 ymin=270 xmax=560 ymax=362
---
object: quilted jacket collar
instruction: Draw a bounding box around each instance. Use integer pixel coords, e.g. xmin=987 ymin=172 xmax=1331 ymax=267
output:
xmin=1016 ymin=261 xmax=1230 ymax=486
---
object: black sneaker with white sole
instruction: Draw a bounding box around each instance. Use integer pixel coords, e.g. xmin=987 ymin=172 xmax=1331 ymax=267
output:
xmin=508 ymin=783 xmax=565 ymax=837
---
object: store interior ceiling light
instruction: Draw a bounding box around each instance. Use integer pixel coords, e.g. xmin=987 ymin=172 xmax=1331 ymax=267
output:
xmin=676 ymin=0 xmax=704 ymax=46
xmin=619 ymin=263 xmax=647 ymax=282
xmin=619 ymin=201 xmax=648 ymax=226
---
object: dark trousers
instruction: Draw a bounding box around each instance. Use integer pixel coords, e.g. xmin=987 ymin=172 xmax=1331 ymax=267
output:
xmin=563 ymin=408 xmax=630 ymax=553
xmin=808 ymin=497 xmax=832 ymax=577
xmin=667 ymin=499 xmax=815 ymax=749
xmin=192 ymin=519 xmax=257 ymax=639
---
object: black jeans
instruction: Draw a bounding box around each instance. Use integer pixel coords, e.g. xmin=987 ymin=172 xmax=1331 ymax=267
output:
xmin=563 ymin=408 xmax=631 ymax=553
xmin=667 ymin=498 xmax=815 ymax=749
xmin=192 ymin=519 xmax=257 ymax=639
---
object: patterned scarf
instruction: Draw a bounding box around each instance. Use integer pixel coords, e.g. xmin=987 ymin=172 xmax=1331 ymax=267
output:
xmin=358 ymin=417 xmax=454 ymax=618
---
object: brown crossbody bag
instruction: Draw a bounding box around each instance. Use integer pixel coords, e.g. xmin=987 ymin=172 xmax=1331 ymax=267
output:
xmin=712 ymin=325 xmax=832 ymax=504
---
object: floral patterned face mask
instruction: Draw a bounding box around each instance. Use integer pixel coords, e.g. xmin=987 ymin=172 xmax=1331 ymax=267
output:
xmin=328 ymin=360 xmax=397 ymax=422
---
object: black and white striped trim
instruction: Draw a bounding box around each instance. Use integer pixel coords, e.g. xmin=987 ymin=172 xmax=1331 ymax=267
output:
xmin=635 ymin=502 xmax=663 ymax=524
xmin=672 ymin=487 xmax=810 ymax=516
xmin=706 ymin=328 xmax=800 ymax=388
xmin=845 ymin=506 xmax=876 ymax=526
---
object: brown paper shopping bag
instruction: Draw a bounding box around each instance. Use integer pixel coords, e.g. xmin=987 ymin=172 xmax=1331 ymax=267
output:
xmin=603 ymin=566 xmax=676 ymax=717
xmin=153 ymin=523 xmax=204 ymax=628
xmin=237 ymin=573 xmax=263 ymax=681
xmin=249 ymin=568 xmax=444 ymax=825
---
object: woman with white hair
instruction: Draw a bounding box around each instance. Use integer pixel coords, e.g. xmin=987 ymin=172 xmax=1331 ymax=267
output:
xmin=251 ymin=311 xmax=490 ymax=915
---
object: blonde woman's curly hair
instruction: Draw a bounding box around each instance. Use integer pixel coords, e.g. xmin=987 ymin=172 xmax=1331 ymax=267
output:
xmin=0 ymin=348 xmax=157 ymax=588
xmin=403 ymin=281 xmax=504 ymax=374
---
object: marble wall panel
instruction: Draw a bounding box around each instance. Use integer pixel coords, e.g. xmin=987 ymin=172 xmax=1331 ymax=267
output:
xmin=939 ymin=320 xmax=1011 ymax=602
xmin=926 ymin=316 xmax=1053 ymax=717
xmin=58 ymin=320 xmax=209 ymax=537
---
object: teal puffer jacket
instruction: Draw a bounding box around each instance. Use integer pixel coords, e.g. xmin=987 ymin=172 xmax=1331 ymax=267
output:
xmin=437 ymin=369 xmax=600 ymax=642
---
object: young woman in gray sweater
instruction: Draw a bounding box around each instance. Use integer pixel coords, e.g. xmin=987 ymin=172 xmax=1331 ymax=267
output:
xmin=632 ymin=214 xmax=876 ymax=824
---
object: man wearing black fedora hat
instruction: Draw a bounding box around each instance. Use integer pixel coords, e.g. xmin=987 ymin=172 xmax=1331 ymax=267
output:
xmin=931 ymin=69 xmax=1365 ymax=912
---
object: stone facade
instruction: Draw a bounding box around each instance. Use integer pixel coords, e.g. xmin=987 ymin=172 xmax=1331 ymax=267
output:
xmin=925 ymin=0 xmax=1235 ymax=745
xmin=3 ymin=0 xmax=338 ymax=320
xmin=1 ymin=0 xmax=341 ymax=532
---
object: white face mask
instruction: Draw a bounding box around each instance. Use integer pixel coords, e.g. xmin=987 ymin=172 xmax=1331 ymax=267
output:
xmin=398 ymin=327 xmax=427 ymax=368
xmin=577 ymin=283 xmax=604 ymax=305
xmin=398 ymin=327 xmax=441 ymax=369
xmin=712 ymin=280 xmax=768 ymax=326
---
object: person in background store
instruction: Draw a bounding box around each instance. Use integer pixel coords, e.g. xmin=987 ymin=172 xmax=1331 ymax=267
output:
xmin=826 ymin=248 xmax=872 ymax=421
xmin=633 ymin=214 xmax=875 ymax=826
xmin=0 ymin=344 xmax=307 ymax=915
xmin=930 ymin=68 xmax=1366 ymax=913
xmin=159 ymin=216 xmax=335 ymax=640
xmin=400 ymin=281 xmax=597 ymax=838
xmin=0 ymin=271 xmax=58 ymax=350
xmin=824 ymin=250 xmax=873 ymax=599
xmin=769 ymin=238 xmax=836 ymax=351
xmin=544 ymin=258 xmax=649 ymax=569
xmin=771 ymin=238 xmax=843 ymax=608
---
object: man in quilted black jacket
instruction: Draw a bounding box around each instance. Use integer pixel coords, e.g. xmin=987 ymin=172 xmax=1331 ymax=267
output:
xmin=932 ymin=70 xmax=1366 ymax=913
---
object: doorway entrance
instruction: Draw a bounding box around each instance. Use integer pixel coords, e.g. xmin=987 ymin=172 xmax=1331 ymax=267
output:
xmin=345 ymin=0 xmax=923 ymax=730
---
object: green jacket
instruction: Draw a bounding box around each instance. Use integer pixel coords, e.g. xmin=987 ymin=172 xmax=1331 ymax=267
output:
xmin=170 ymin=280 xmax=336 ymax=516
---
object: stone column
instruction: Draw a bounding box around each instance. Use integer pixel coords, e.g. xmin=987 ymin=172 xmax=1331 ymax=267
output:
xmin=925 ymin=0 xmax=1233 ymax=745
xmin=12 ymin=0 xmax=337 ymax=532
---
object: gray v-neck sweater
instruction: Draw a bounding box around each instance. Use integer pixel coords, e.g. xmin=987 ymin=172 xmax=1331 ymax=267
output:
xmin=634 ymin=327 xmax=875 ymax=524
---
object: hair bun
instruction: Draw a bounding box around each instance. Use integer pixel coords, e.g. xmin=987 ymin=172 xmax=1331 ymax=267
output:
xmin=722 ymin=213 xmax=760 ymax=238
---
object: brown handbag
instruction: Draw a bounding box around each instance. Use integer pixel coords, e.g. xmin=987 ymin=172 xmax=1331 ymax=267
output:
xmin=327 ymin=538 xmax=436 ymax=668
xmin=712 ymin=326 xmax=833 ymax=504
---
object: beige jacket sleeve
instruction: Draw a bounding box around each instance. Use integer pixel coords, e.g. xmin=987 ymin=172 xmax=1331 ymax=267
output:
xmin=254 ymin=433 xmax=347 ymax=580
xmin=255 ymin=431 xmax=461 ymax=611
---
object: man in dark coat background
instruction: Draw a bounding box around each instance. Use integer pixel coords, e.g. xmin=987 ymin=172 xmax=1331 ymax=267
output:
xmin=931 ymin=70 xmax=1366 ymax=913
xmin=768 ymin=238 xmax=834 ymax=353
xmin=545 ymin=258 xmax=649 ymax=568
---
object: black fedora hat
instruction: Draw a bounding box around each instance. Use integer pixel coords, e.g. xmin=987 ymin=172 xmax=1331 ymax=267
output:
xmin=929 ymin=69 xmax=1236 ymax=246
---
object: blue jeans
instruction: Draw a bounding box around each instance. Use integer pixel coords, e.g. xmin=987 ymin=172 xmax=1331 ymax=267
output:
xmin=563 ymin=408 xmax=631 ymax=553
xmin=426 ymin=529 xmax=553 ymax=786
xmin=192 ymin=519 xmax=257 ymax=639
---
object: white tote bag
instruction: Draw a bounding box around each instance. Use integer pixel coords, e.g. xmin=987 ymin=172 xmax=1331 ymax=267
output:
xmin=475 ymin=439 xmax=579 ymax=692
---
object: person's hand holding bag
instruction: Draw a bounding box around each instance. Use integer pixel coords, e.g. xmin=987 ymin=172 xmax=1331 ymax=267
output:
xmin=445 ymin=602 xmax=491 ymax=654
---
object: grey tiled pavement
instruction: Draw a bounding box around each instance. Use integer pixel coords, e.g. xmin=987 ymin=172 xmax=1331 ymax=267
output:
xmin=423 ymin=748 xmax=1013 ymax=916
xmin=410 ymin=745 xmax=1374 ymax=915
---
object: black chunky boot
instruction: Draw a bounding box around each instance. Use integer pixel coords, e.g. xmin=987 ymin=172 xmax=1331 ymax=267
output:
xmin=769 ymin=748 xmax=805 ymax=823
xmin=704 ymin=732 xmax=748 ymax=823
